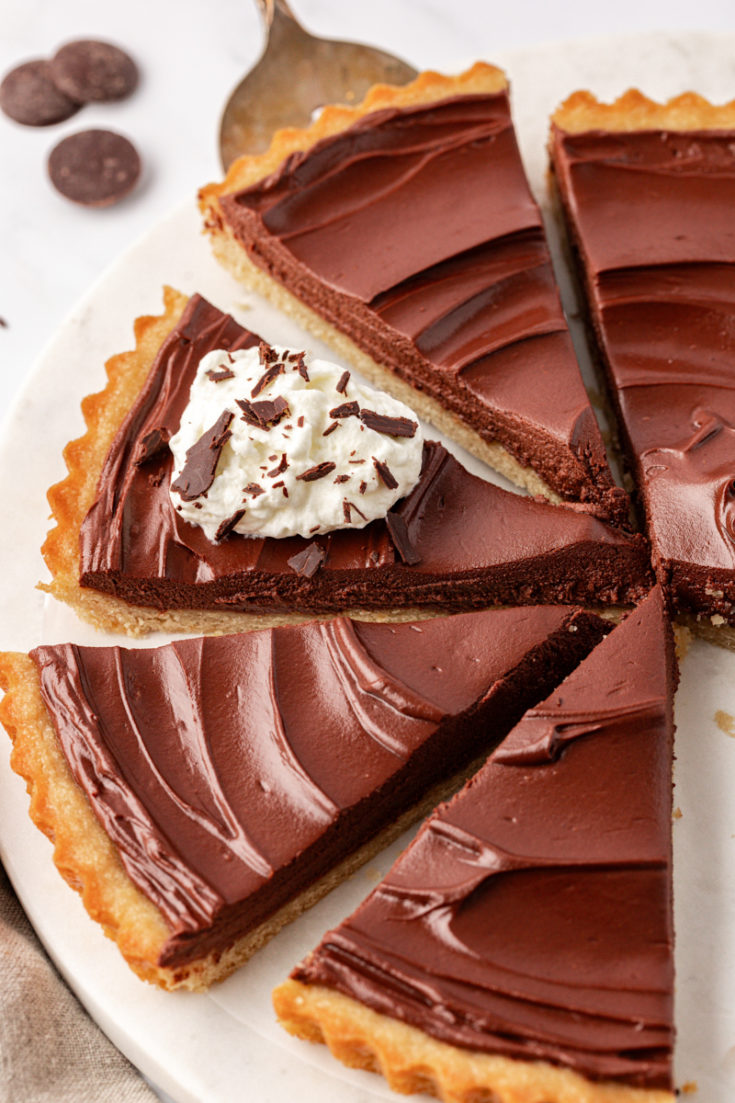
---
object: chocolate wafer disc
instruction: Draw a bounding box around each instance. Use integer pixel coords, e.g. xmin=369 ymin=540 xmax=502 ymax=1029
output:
xmin=0 ymin=59 xmax=81 ymax=126
xmin=47 ymin=129 xmax=141 ymax=207
xmin=50 ymin=39 xmax=138 ymax=103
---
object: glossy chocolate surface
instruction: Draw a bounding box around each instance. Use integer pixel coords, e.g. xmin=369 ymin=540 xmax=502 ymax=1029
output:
xmin=218 ymin=92 xmax=626 ymax=521
xmin=552 ymin=126 xmax=735 ymax=621
xmin=294 ymin=588 xmax=675 ymax=1089
xmin=79 ymin=295 xmax=650 ymax=614
xmin=30 ymin=606 xmax=608 ymax=966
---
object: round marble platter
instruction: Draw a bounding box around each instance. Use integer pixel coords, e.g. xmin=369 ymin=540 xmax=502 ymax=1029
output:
xmin=1 ymin=31 xmax=734 ymax=1103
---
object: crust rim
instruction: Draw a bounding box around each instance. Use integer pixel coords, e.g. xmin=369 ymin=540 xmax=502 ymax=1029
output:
xmin=0 ymin=651 xmax=171 ymax=984
xmin=200 ymin=62 xmax=508 ymax=205
xmin=40 ymin=286 xmax=193 ymax=636
xmin=273 ymin=978 xmax=675 ymax=1103
xmin=552 ymin=88 xmax=735 ymax=134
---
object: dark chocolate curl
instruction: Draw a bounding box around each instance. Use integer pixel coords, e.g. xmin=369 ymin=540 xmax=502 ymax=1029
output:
xmin=133 ymin=426 xmax=170 ymax=466
xmin=251 ymin=361 xmax=285 ymax=398
xmin=373 ymin=458 xmax=398 ymax=489
xmin=386 ymin=511 xmax=421 ymax=565
xmin=329 ymin=402 xmax=360 ymax=419
xmin=214 ymin=509 xmax=246 ymax=542
xmin=296 ymin=461 xmax=336 ymax=482
xmin=360 ymin=410 xmax=417 ymax=438
xmin=171 ymin=411 xmax=234 ymax=501
xmin=206 ymin=366 xmax=236 ymax=382
xmin=287 ymin=542 xmax=326 ymax=578
xmin=237 ymin=395 xmax=290 ymax=428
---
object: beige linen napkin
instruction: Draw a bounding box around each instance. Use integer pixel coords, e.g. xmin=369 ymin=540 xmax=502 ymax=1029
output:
xmin=0 ymin=864 xmax=158 ymax=1103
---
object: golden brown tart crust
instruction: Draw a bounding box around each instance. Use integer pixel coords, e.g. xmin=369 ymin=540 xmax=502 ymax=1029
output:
xmin=274 ymin=980 xmax=674 ymax=1103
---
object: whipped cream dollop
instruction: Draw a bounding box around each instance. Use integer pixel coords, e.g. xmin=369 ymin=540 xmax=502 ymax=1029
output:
xmin=169 ymin=342 xmax=424 ymax=541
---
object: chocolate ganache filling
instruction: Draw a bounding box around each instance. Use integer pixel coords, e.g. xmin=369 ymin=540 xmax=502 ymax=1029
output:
xmin=292 ymin=588 xmax=675 ymax=1090
xmin=551 ymin=125 xmax=735 ymax=623
xmin=30 ymin=606 xmax=609 ymax=967
xmin=79 ymin=294 xmax=651 ymax=614
xmin=216 ymin=92 xmax=627 ymax=524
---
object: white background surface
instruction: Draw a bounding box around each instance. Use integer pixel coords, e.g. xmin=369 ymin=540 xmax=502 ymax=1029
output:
xmin=2 ymin=3 xmax=735 ymax=1102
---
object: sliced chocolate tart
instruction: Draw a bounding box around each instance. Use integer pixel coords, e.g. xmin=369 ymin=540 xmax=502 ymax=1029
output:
xmin=0 ymin=605 xmax=609 ymax=990
xmin=42 ymin=287 xmax=651 ymax=638
xmin=550 ymin=90 xmax=735 ymax=642
xmin=200 ymin=64 xmax=629 ymax=525
xmin=275 ymin=586 xmax=676 ymax=1103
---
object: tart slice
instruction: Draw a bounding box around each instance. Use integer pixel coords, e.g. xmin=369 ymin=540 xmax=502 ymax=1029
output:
xmin=200 ymin=63 xmax=628 ymax=525
xmin=42 ymin=288 xmax=651 ymax=638
xmin=275 ymin=586 xmax=676 ymax=1102
xmin=550 ymin=90 xmax=735 ymax=642
xmin=0 ymin=605 xmax=608 ymax=990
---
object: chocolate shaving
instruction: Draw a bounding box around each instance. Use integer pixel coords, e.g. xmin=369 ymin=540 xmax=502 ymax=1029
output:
xmin=297 ymin=416 xmax=305 ymax=428
xmin=287 ymin=542 xmax=325 ymax=578
xmin=251 ymin=360 xmax=285 ymax=398
xmin=292 ymin=351 xmax=309 ymax=381
xmin=206 ymin=365 xmax=236 ymax=382
xmin=359 ymin=481 xmax=367 ymax=495
xmin=237 ymin=395 xmax=290 ymax=428
xmin=296 ymin=461 xmax=336 ymax=482
xmin=322 ymin=422 xmax=339 ymax=437
xmin=336 ymin=370 xmax=350 ymax=394
xmin=386 ymin=511 xmax=421 ymax=565
xmin=343 ymin=498 xmax=367 ymax=523
xmin=133 ymin=426 xmax=170 ymax=466
xmin=360 ymin=409 xmax=417 ymax=438
xmin=373 ymin=457 xmax=398 ymax=489
xmin=171 ymin=410 xmax=233 ymax=501
xmin=272 ymin=480 xmax=285 ymax=488
xmin=214 ymin=509 xmax=245 ymax=542
xmin=267 ymin=453 xmax=289 ymax=477
xmin=259 ymin=341 xmax=278 ymax=365
xmin=334 ymin=474 xmax=350 ymax=484
xmin=329 ymin=401 xmax=360 ymax=419
xmin=243 ymin=482 xmax=264 ymax=497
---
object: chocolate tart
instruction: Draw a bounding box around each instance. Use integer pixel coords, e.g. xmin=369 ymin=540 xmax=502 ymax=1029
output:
xmin=42 ymin=288 xmax=651 ymax=638
xmin=274 ymin=587 xmax=676 ymax=1103
xmin=550 ymin=90 xmax=735 ymax=645
xmin=200 ymin=64 xmax=629 ymax=526
xmin=0 ymin=605 xmax=608 ymax=990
